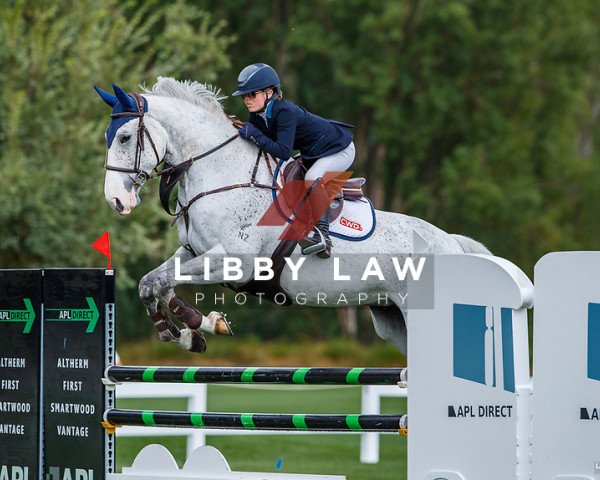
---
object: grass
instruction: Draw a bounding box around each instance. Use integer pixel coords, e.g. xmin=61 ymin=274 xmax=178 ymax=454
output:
xmin=116 ymin=385 xmax=407 ymax=480
xmin=119 ymin=336 xmax=405 ymax=367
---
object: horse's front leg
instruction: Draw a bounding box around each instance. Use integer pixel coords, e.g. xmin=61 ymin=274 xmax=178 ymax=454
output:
xmin=149 ymin=246 xmax=237 ymax=353
xmin=139 ymin=249 xmax=189 ymax=345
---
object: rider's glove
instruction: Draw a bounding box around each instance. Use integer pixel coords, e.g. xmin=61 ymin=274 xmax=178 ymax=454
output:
xmin=238 ymin=122 xmax=260 ymax=140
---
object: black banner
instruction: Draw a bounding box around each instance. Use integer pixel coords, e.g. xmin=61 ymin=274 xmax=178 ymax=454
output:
xmin=0 ymin=269 xmax=43 ymax=480
xmin=43 ymin=269 xmax=114 ymax=480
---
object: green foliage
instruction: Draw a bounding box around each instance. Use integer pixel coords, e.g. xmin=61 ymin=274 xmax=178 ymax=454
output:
xmin=0 ymin=0 xmax=232 ymax=330
xmin=2 ymin=0 xmax=600 ymax=341
xmin=205 ymin=0 xmax=600 ymax=275
xmin=0 ymin=0 xmax=232 ymax=271
xmin=119 ymin=337 xmax=405 ymax=367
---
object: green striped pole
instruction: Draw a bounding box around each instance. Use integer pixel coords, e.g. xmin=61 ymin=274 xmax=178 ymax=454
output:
xmin=104 ymin=409 xmax=407 ymax=432
xmin=105 ymin=366 xmax=405 ymax=385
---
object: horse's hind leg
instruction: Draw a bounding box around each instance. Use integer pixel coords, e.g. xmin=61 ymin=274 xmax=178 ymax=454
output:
xmin=369 ymin=301 xmax=408 ymax=355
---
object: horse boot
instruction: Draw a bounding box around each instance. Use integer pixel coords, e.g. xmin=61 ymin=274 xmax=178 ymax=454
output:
xmin=168 ymin=294 xmax=233 ymax=336
xmin=149 ymin=307 xmax=181 ymax=342
xmin=150 ymin=305 xmax=207 ymax=353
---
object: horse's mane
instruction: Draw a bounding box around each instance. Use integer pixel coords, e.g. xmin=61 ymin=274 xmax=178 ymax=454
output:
xmin=141 ymin=76 xmax=226 ymax=114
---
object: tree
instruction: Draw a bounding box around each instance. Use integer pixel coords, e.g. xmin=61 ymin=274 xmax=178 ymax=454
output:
xmin=0 ymin=0 xmax=233 ymax=337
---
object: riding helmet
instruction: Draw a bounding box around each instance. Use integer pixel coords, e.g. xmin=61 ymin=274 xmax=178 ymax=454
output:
xmin=232 ymin=63 xmax=280 ymax=96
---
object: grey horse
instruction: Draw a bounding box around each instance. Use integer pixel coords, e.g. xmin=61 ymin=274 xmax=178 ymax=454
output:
xmin=96 ymin=78 xmax=490 ymax=354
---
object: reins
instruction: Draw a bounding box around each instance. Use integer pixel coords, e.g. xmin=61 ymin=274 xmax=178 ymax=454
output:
xmin=171 ymin=149 xmax=278 ymax=222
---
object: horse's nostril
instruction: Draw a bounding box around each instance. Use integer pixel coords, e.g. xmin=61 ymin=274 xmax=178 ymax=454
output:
xmin=114 ymin=198 xmax=124 ymax=213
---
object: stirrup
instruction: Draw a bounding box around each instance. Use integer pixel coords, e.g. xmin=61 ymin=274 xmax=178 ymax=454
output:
xmin=299 ymin=228 xmax=328 ymax=256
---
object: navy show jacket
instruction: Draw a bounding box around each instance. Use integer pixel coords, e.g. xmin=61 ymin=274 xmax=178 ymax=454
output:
xmin=247 ymin=99 xmax=353 ymax=161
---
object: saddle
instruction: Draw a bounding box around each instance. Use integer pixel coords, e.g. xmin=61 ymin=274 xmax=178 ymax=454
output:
xmin=281 ymin=156 xmax=367 ymax=224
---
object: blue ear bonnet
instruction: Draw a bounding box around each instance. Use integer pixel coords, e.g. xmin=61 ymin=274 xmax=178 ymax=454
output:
xmin=94 ymin=84 xmax=148 ymax=147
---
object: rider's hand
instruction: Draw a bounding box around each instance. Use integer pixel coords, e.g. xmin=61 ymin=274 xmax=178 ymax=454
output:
xmin=239 ymin=122 xmax=260 ymax=140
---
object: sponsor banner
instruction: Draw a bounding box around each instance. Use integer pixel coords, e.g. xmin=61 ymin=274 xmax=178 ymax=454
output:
xmin=0 ymin=269 xmax=42 ymax=479
xmin=43 ymin=269 xmax=113 ymax=479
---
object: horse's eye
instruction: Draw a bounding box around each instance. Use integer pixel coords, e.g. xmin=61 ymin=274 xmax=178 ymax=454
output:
xmin=120 ymin=135 xmax=131 ymax=144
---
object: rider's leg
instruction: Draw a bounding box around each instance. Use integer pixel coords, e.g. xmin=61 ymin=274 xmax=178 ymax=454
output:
xmin=298 ymin=179 xmax=333 ymax=257
xmin=300 ymin=142 xmax=355 ymax=258
xmin=304 ymin=142 xmax=356 ymax=182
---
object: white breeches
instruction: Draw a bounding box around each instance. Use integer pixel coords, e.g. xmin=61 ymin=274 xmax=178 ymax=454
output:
xmin=305 ymin=142 xmax=356 ymax=182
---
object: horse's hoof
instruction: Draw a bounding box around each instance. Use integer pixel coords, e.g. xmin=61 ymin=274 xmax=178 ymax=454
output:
xmin=178 ymin=328 xmax=207 ymax=353
xmin=208 ymin=311 xmax=234 ymax=336
xmin=158 ymin=331 xmax=176 ymax=343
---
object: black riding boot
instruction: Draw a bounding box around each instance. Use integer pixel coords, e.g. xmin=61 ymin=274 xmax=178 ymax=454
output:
xmin=299 ymin=209 xmax=333 ymax=259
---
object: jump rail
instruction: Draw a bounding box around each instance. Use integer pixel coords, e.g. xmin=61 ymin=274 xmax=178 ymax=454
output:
xmin=105 ymin=366 xmax=406 ymax=385
xmin=104 ymin=409 xmax=407 ymax=432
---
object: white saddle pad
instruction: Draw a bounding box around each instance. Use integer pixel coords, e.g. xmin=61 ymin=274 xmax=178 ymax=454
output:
xmin=330 ymin=197 xmax=376 ymax=241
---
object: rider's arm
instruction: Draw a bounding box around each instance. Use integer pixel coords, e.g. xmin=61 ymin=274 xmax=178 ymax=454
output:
xmin=247 ymin=108 xmax=296 ymax=159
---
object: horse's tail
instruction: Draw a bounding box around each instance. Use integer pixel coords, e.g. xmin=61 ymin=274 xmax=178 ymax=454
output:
xmin=451 ymin=234 xmax=492 ymax=255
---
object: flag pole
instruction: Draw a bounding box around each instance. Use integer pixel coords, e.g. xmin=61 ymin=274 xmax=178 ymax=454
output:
xmin=106 ymin=232 xmax=112 ymax=269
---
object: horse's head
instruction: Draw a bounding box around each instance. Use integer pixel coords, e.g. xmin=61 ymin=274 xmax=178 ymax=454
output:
xmin=95 ymin=83 xmax=168 ymax=215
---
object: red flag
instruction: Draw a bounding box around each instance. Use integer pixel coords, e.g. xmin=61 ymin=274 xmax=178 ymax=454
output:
xmin=92 ymin=231 xmax=112 ymax=269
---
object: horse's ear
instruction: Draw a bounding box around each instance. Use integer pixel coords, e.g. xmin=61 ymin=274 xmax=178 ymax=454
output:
xmin=112 ymin=83 xmax=136 ymax=110
xmin=94 ymin=85 xmax=117 ymax=107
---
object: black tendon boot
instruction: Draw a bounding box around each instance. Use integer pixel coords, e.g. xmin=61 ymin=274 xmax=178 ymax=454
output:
xmin=299 ymin=209 xmax=333 ymax=258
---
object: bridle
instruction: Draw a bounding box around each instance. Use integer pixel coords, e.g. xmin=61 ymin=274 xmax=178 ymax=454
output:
xmin=105 ymin=92 xmax=163 ymax=187
xmin=103 ymin=91 xmax=279 ymax=220
xmin=104 ymin=91 xmax=242 ymax=190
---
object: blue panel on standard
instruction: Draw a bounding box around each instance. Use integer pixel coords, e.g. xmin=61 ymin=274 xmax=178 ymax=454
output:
xmin=588 ymin=303 xmax=600 ymax=382
xmin=501 ymin=308 xmax=515 ymax=393
xmin=453 ymin=304 xmax=488 ymax=385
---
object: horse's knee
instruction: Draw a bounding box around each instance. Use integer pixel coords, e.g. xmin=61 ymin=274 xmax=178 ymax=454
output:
xmin=139 ymin=274 xmax=156 ymax=304
xmin=152 ymin=275 xmax=174 ymax=303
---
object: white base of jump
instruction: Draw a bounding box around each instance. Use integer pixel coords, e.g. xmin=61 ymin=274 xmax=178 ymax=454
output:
xmin=109 ymin=444 xmax=345 ymax=480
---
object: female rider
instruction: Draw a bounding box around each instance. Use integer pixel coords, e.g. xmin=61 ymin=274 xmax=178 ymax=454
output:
xmin=233 ymin=63 xmax=355 ymax=259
